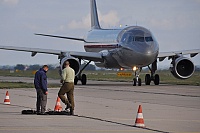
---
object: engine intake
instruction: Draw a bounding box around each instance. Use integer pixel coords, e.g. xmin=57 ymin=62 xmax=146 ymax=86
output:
xmin=170 ymin=57 xmax=195 ymax=79
xmin=60 ymin=56 xmax=80 ymax=76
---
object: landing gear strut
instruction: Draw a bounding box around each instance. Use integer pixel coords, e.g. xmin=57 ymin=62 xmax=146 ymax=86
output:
xmin=74 ymin=59 xmax=91 ymax=85
xmin=145 ymin=60 xmax=160 ymax=85
xmin=133 ymin=67 xmax=142 ymax=86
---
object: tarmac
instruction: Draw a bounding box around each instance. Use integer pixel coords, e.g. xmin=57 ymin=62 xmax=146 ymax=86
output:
xmin=0 ymin=77 xmax=200 ymax=133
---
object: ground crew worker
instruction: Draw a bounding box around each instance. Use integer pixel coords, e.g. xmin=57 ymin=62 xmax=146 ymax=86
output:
xmin=34 ymin=65 xmax=49 ymax=115
xmin=58 ymin=61 xmax=75 ymax=115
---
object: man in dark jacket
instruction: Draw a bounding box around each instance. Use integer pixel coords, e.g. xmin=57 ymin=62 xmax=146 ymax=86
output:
xmin=34 ymin=65 xmax=49 ymax=115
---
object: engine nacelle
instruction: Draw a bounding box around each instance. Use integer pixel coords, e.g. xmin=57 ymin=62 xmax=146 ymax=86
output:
xmin=60 ymin=56 xmax=80 ymax=76
xmin=95 ymin=50 xmax=121 ymax=68
xmin=170 ymin=57 xmax=195 ymax=79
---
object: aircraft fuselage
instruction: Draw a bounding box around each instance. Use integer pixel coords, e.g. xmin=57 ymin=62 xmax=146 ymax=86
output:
xmin=84 ymin=26 xmax=159 ymax=69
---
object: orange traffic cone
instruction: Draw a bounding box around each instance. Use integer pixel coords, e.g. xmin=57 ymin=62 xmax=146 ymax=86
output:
xmin=4 ymin=91 xmax=10 ymax=105
xmin=54 ymin=97 xmax=62 ymax=112
xmin=135 ymin=105 xmax=145 ymax=127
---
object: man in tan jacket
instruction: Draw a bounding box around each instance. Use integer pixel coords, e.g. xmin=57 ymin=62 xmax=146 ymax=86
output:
xmin=58 ymin=61 xmax=75 ymax=115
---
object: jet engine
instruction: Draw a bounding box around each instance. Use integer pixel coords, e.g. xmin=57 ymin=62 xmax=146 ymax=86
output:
xmin=60 ymin=56 xmax=80 ymax=76
xmin=170 ymin=57 xmax=195 ymax=79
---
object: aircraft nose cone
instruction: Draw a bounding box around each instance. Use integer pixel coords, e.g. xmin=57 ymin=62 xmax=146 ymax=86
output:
xmin=135 ymin=42 xmax=158 ymax=55
xmin=145 ymin=43 xmax=157 ymax=55
xmin=134 ymin=42 xmax=158 ymax=63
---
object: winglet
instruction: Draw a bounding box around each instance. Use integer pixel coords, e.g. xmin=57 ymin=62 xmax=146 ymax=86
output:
xmin=91 ymin=0 xmax=101 ymax=29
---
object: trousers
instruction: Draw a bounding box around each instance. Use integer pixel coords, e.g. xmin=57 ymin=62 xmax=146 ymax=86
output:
xmin=58 ymin=82 xmax=75 ymax=110
xmin=36 ymin=89 xmax=47 ymax=113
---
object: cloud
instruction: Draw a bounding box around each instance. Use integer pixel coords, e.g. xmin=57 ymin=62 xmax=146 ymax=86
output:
xmin=149 ymin=14 xmax=200 ymax=31
xmin=67 ymin=10 xmax=120 ymax=29
xmin=2 ymin=0 xmax=19 ymax=5
xmin=99 ymin=10 xmax=120 ymax=27
xmin=67 ymin=14 xmax=90 ymax=29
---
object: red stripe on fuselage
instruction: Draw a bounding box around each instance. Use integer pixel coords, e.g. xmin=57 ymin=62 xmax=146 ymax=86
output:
xmin=84 ymin=44 xmax=118 ymax=49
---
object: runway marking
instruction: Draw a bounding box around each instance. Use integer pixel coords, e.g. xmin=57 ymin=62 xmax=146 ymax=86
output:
xmin=76 ymin=115 xmax=170 ymax=133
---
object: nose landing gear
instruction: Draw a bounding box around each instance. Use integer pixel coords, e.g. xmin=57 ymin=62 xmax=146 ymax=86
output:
xmin=133 ymin=67 xmax=142 ymax=86
xmin=132 ymin=60 xmax=160 ymax=86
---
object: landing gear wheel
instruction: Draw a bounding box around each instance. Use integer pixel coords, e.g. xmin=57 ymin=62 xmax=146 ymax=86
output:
xmin=81 ymin=74 xmax=87 ymax=85
xmin=74 ymin=76 xmax=78 ymax=85
xmin=133 ymin=78 xmax=141 ymax=86
xmin=145 ymin=74 xmax=151 ymax=85
xmin=154 ymin=74 xmax=160 ymax=85
xmin=133 ymin=78 xmax=136 ymax=86
xmin=138 ymin=78 xmax=141 ymax=86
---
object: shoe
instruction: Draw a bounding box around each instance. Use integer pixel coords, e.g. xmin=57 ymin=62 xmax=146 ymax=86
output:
xmin=65 ymin=103 xmax=72 ymax=110
xmin=65 ymin=108 xmax=70 ymax=113
xmin=70 ymin=108 xmax=74 ymax=115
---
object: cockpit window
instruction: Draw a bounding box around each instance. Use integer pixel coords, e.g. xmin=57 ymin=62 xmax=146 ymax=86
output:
xmin=135 ymin=36 xmax=144 ymax=42
xmin=127 ymin=36 xmax=133 ymax=43
xmin=120 ymin=33 xmax=153 ymax=43
xmin=145 ymin=36 xmax=153 ymax=42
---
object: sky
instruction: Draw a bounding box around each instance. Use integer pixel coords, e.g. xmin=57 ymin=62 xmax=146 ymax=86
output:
xmin=0 ymin=0 xmax=200 ymax=68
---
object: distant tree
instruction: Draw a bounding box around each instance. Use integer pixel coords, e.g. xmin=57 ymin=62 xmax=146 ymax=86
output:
xmin=47 ymin=64 xmax=57 ymax=70
xmin=28 ymin=64 xmax=41 ymax=70
xmin=0 ymin=65 xmax=14 ymax=70
xmin=28 ymin=64 xmax=57 ymax=70
xmin=14 ymin=64 xmax=25 ymax=71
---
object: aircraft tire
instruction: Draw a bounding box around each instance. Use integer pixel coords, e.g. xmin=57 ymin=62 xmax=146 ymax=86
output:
xmin=145 ymin=74 xmax=151 ymax=85
xmin=133 ymin=78 xmax=136 ymax=86
xmin=154 ymin=74 xmax=160 ymax=85
xmin=138 ymin=78 xmax=142 ymax=86
xmin=81 ymin=74 xmax=87 ymax=85
xmin=74 ymin=76 xmax=78 ymax=85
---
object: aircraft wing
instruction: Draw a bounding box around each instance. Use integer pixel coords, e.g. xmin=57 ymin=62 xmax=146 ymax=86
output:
xmin=158 ymin=49 xmax=200 ymax=61
xmin=0 ymin=45 xmax=103 ymax=62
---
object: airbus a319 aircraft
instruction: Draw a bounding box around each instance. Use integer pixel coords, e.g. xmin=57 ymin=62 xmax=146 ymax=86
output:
xmin=0 ymin=0 xmax=200 ymax=86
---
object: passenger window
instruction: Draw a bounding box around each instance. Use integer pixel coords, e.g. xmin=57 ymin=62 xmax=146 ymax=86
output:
xmin=135 ymin=36 xmax=144 ymax=42
xmin=145 ymin=37 xmax=153 ymax=42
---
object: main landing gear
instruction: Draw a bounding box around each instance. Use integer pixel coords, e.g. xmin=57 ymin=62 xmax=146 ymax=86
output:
xmin=145 ymin=73 xmax=160 ymax=85
xmin=145 ymin=61 xmax=160 ymax=85
xmin=74 ymin=59 xmax=91 ymax=85
xmin=133 ymin=67 xmax=142 ymax=86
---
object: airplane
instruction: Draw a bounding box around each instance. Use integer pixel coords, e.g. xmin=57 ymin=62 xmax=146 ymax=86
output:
xmin=0 ymin=0 xmax=200 ymax=86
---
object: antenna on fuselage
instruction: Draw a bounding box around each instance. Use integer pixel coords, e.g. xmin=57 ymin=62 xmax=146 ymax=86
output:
xmin=91 ymin=0 xmax=101 ymax=29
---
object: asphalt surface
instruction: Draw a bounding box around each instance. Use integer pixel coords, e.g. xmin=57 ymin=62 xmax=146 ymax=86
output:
xmin=0 ymin=77 xmax=200 ymax=133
